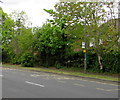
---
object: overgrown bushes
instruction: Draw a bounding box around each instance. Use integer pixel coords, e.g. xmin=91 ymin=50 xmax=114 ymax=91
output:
xmin=8 ymin=52 xmax=34 ymax=67
xmin=102 ymin=51 xmax=120 ymax=73
xmin=20 ymin=52 xmax=34 ymax=67
xmin=85 ymin=51 xmax=120 ymax=73
xmin=11 ymin=55 xmax=21 ymax=65
xmin=2 ymin=46 xmax=119 ymax=73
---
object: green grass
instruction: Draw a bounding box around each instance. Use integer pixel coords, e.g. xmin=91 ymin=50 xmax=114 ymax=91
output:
xmin=2 ymin=64 xmax=119 ymax=82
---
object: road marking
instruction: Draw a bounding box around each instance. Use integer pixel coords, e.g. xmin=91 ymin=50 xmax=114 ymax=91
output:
xmin=74 ymin=83 xmax=85 ymax=87
xmin=96 ymin=88 xmax=111 ymax=91
xmin=25 ymin=81 xmax=44 ymax=87
xmin=108 ymin=89 xmax=120 ymax=91
xmin=108 ymin=84 xmax=119 ymax=86
xmin=0 ymin=75 xmax=3 ymax=77
xmin=81 ymin=80 xmax=88 ymax=81
xmin=96 ymin=82 xmax=119 ymax=86
xmin=58 ymin=81 xmax=66 ymax=83
xmin=80 ymin=79 xmax=118 ymax=86
xmin=30 ymin=74 xmax=40 ymax=77
xmin=96 ymin=88 xmax=119 ymax=92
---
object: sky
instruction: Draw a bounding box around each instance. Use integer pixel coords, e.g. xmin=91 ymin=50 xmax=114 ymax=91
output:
xmin=0 ymin=0 xmax=59 ymax=27
xmin=0 ymin=0 xmax=119 ymax=27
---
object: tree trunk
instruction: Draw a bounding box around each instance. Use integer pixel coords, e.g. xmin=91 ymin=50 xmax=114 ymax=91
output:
xmin=98 ymin=54 xmax=103 ymax=70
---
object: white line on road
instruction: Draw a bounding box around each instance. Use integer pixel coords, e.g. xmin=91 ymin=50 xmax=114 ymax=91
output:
xmin=77 ymin=79 xmax=119 ymax=87
xmin=74 ymin=83 xmax=85 ymax=87
xmin=25 ymin=81 xmax=44 ymax=88
xmin=96 ymin=88 xmax=111 ymax=91
xmin=30 ymin=74 xmax=40 ymax=77
xmin=0 ymin=75 xmax=3 ymax=77
xmin=96 ymin=88 xmax=119 ymax=92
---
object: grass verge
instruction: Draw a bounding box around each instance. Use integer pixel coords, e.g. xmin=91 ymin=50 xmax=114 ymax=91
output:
xmin=2 ymin=64 xmax=119 ymax=82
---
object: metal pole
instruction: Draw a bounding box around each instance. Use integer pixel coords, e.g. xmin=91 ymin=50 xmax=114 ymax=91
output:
xmin=84 ymin=2 xmax=87 ymax=73
xmin=84 ymin=52 xmax=86 ymax=71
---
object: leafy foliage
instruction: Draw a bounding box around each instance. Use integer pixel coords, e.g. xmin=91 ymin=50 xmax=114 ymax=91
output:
xmin=20 ymin=52 xmax=34 ymax=67
xmin=1 ymin=2 xmax=120 ymax=73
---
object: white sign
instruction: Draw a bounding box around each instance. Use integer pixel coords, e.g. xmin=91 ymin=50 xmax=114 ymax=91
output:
xmin=82 ymin=42 xmax=85 ymax=48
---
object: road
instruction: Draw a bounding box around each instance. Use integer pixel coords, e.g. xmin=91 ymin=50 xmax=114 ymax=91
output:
xmin=1 ymin=67 xmax=119 ymax=98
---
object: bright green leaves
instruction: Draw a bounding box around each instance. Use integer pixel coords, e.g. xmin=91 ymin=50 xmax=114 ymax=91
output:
xmin=1 ymin=1 xmax=119 ymax=71
xmin=17 ymin=28 xmax=34 ymax=52
xmin=1 ymin=8 xmax=14 ymax=48
xmin=1 ymin=8 xmax=15 ymax=62
xmin=1 ymin=9 xmax=34 ymax=63
xmin=34 ymin=23 xmax=65 ymax=55
xmin=43 ymin=1 xmax=119 ymax=70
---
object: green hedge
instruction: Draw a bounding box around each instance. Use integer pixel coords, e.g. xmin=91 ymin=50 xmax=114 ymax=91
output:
xmin=3 ymin=49 xmax=120 ymax=73
xmin=34 ymin=51 xmax=120 ymax=73
xmin=11 ymin=55 xmax=21 ymax=65
xmin=86 ymin=51 xmax=120 ymax=73
xmin=20 ymin=52 xmax=34 ymax=67
xmin=102 ymin=51 xmax=120 ymax=73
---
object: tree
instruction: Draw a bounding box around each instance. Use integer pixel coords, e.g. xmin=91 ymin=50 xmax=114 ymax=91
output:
xmin=0 ymin=8 xmax=15 ymax=62
xmin=33 ymin=23 xmax=66 ymax=66
xmin=82 ymin=2 xmax=119 ymax=70
xmin=44 ymin=1 xmax=119 ymax=70
xmin=11 ymin=28 xmax=34 ymax=54
xmin=1 ymin=8 xmax=14 ymax=45
xmin=9 ymin=11 xmax=31 ymax=54
xmin=10 ymin=11 xmax=30 ymax=35
xmin=1 ymin=9 xmax=33 ymax=63
xmin=44 ymin=2 xmax=84 ymax=63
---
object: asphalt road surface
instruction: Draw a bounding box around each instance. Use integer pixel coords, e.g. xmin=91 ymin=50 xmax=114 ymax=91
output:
xmin=1 ymin=67 xmax=119 ymax=98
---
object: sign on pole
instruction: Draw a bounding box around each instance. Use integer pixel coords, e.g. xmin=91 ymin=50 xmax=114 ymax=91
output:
xmin=82 ymin=42 xmax=85 ymax=48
